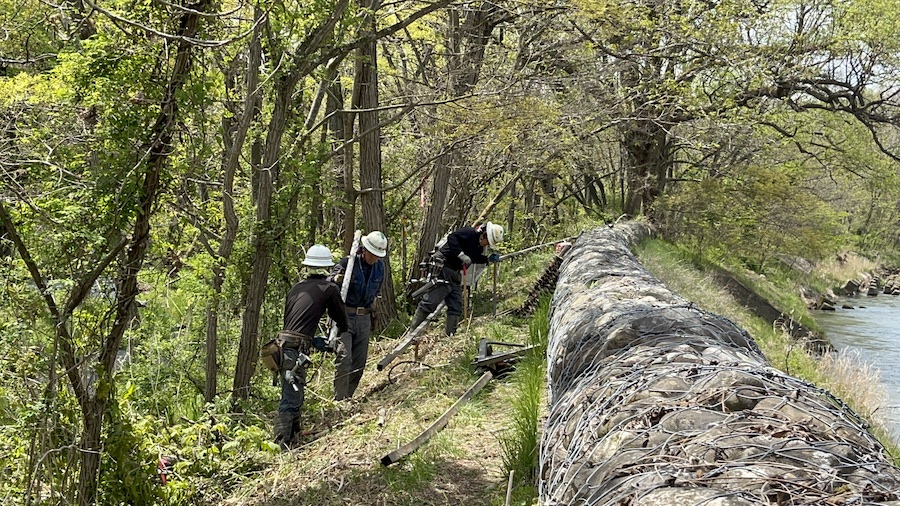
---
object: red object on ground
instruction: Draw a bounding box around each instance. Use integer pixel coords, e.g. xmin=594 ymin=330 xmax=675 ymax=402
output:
xmin=158 ymin=457 xmax=169 ymax=485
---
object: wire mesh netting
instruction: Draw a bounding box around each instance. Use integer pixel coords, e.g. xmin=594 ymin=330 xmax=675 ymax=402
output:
xmin=539 ymin=224 xmax=900 ymax=505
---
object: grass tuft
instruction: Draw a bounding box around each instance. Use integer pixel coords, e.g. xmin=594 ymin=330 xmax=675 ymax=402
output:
xmin=812 ymin=252 xmax=878 ymax=291
xmin=498 ymin=296 xmax=550 ymax=503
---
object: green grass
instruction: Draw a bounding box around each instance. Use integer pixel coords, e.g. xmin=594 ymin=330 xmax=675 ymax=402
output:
xmin=497 ymin=296 xmax=550 ymax=505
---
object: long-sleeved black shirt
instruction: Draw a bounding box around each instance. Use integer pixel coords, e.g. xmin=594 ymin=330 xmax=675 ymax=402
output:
xmin=283 ymin=274 xmax=348 ymax=337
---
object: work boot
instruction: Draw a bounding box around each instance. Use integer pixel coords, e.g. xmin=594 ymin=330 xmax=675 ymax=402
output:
xmin=290 ymin=415 xmax=302 ymax=447
xmin=445 ymin=314 xmax=461 ymax=336
xmin=273 ymin=412 xmax=295 ymax=452
xmin=409 ymin=308 xmax=430 ymax=332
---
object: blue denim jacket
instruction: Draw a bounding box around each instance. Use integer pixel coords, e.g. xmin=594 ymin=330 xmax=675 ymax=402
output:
xmin=331 ymin=255 xmax=384 ymax=308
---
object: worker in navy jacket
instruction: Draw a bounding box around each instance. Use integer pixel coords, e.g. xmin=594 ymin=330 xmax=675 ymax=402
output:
xmin=409 ymin=222 xmax=503 ymax=336
xmin=328 ymin=231 xmax=387 ymax=400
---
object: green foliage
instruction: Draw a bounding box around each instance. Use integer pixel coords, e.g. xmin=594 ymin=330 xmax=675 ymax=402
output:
xmin=498 ymin=295 xmax=550 ymax=503
xmin=653 ymin=102 xmax=900 ymax=270
xmin=655 ymin=159 xmax=845 ymax=271
xmin=100 ymin=384 xmax=164 ymax=505
xmin=526 ymin=296 xmax=551 ymax=350
xmin=382 ymin=452 xmax=438 ymax=493
xmin=95 ymin=386 xmax=276 ymax=505
xmin=0 ymin=0 xmax=61 ymax=75
xmin=379 ymin=317 xmax=410 ymax=340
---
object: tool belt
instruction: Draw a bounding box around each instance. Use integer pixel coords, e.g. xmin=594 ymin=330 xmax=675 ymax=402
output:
xmin=276 ymin=330 xmax=311 ymax=350
xmin=259 ymin=330 xmax=311 ymax=373
xmin=346 ymin=305 xmax=370 ymax=315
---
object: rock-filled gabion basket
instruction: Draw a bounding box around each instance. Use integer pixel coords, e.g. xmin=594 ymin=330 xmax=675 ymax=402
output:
xmin=540 ymin=223 xmax=900 ymax=505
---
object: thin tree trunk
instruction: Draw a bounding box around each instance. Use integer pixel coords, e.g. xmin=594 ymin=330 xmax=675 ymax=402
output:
xmin=327 ymin=74 xmax=357 ymax=251
xmin=232 ymin=1 xmax=360 ymax=402
xmin=232 ymin=72 xmax=298 ymax=404
xmin=204 ymin=7 xmax=263 ymax=403
xmin=415 ymin=152 xmax=453 ymax=258
xmin=506 ymin=177 xmax=516 ymax=235
xmin=410 ymin=4 xmax=500 ymax=280
xmin=73 ymin=0 xmax=208 ymax=499
xmin=539 ymin=174 xmax=559 ymax=225
xmin=622 ymin=119 xmax=670 ymax=216
xmin=523 ymin=177 xmax=536 ymax=234
xmin=356 ymin=0 xmax=397 ymax=327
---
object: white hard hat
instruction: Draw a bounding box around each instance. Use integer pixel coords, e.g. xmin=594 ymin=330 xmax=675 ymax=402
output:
xmin=302 ymin=244 xmax=335 ymax=267
xmin=485 ymin=222 xmax=504 ymax=248
xmin=361 ymin=231 xmax=387 ymax=257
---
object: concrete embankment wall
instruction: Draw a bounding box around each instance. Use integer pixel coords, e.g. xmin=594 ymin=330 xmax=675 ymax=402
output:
xmin=539 ymin=223 xmax=900 ymax=505
xmin=709 ymin=269 xmax=831 ymax=354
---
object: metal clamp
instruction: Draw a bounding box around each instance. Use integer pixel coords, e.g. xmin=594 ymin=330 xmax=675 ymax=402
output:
xmin=285 ymin=352 xmax=313 ymax=391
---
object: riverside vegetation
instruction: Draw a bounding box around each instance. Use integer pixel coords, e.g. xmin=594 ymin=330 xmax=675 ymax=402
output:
xmin=635 ymin=240 xmax=900 ymax=459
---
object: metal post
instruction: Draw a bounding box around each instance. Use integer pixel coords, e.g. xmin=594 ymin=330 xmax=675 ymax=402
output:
xmin=492 ymin=261 xmax=498 ymax=316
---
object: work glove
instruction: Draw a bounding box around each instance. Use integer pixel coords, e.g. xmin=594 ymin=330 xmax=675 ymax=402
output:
xmin=488 ymin=253 xmax=500 ymax=263
xmin=311 ymin=335 xmax=333 ymax=353
xmin=457 ymin=252 xmax=472 ymax=266
xmin=327 ymin=265 xmax=345 ymax=285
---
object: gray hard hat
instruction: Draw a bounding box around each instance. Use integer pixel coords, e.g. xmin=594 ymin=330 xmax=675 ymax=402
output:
xmin=361 ymin=231 xmax=387 ymax=257
xmin=302 ymin=244 xmax=335 ymax=267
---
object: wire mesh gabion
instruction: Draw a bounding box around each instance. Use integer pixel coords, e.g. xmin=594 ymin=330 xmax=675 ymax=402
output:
xmin=539 ymin=224 xmax=900 ymax=506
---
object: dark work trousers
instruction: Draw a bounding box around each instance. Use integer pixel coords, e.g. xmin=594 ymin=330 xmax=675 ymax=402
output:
xmin=416 ymin=266 xmax=463 ymax=317
xmin=276 ymin=347 xmax=307 ymax=450
xmin=333 ymin=312 xmax=371 ymax=400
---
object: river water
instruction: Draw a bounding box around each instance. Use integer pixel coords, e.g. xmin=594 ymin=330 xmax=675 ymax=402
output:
xmin=813 ymin=294 xmax=900 ymax=441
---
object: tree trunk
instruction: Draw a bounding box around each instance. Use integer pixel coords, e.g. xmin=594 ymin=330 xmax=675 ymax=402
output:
xmin=325 ymin=67 xmax=356 ymax=250
xmin=232 ymin=1 xmax=360 ymax=402
xmin=73 ymin=1 xmax=207 ymax=498
xmin=413 ymin=151 xmax=453 ymax=265
xmin=340 ymin=106 xmax=357 ymax=252
xmin=203 ymin=7 xmax=263 ymax=403
xmin=355 ymin=0 xmax=397 ymax=327
xmin=506 ymin=178 xmax=516 ymax=234
xmin=410 ymin=4 xmax=501 ymax=281
xmin=622 ymin=119 xmax=670 ymax=216
xmin=76 ymin=404 xmax=102 ymax=504
xmin=523 ymin=176 xmax=536 ymax=234
xmin=232 ymin=72 xmax=298 ymax=404
xmin=539 ymin=173 xmax=559 ymax=225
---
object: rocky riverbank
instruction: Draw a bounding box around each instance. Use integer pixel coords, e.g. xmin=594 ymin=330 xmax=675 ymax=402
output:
xmin=817 ymin=266 xmax=900 ymax=310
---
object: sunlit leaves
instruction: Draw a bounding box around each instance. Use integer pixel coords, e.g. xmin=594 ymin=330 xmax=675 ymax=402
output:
xmin=0 ymin=0 xmax=63 ymax=74
xmin=838 ymin=0 xmax=900 ymax=55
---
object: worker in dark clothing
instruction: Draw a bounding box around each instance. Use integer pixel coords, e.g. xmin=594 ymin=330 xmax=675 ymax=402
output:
xmin=328 ymin=231 xmax=387 ymax=401
xmin=275 ymin=244 xmax=349 ymax=451
xmin=409 ymin=222 xmax=504 ymax=336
